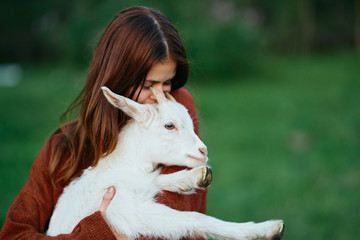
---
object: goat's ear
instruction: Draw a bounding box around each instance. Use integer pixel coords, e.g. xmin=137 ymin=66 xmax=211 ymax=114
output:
xmin=150 ymin=87 xmax=167 ymax=104
xmin=101 ymin=86 xmax=151 ymax=123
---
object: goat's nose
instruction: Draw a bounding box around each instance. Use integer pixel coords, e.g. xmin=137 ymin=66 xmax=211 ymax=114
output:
xmin=199 ymin=147 xmax=207 ymax=157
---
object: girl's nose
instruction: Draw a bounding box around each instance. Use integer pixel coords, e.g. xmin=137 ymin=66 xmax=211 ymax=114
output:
xmin=149 ymin=83 xmax=164 ymax=103
xmin=152 ymin=83 xmax=164 ymax=93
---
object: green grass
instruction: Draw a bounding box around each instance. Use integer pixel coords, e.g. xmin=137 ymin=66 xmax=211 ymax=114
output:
xmin=1 ymin=51 xmax=360 ymax=239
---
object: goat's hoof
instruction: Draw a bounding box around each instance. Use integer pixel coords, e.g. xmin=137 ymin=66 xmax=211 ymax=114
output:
xmin=179 ymin=187 xmax=194 ymax=192
xmin=271 ymin=223 xmax=284 ymax=240
xmin=198 ymin=167 xmax=212 ymax=188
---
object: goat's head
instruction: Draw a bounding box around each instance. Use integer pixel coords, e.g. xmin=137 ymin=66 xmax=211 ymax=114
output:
xmin=101 ymin=86 xmax=208 ymax=168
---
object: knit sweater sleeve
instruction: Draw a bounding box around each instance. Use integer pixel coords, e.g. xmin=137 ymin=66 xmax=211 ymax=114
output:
xmin=0 ymin=132 xmax=116 ymax=240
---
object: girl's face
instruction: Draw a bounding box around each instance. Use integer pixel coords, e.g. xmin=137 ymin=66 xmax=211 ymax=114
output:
xmin=132 ymin=58 xmax=176 ymax=104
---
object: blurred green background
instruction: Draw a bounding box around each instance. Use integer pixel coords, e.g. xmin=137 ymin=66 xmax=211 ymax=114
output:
xmin=1 ymin=0 xmax=359 ymax=239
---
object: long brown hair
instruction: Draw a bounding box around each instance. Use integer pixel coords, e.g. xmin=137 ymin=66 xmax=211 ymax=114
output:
xmin=49 ymin=6 xmax=189 ymax=186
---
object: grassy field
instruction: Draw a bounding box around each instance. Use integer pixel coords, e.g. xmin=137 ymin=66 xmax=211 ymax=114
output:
xmin=1 ymin=51 xmax=359 ymax=239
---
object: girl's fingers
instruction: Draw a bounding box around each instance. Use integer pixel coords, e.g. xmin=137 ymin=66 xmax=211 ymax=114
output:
xmin=99 ymin=186 xmax=115 ymax=213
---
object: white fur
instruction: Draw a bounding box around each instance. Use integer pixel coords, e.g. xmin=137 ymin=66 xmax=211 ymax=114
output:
xmin=47 ymin=87 xmax=284 ymax=239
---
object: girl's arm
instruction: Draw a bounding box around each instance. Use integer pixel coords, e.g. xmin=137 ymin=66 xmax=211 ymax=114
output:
xmin=0 ymin=132 xmax=117 ymax=240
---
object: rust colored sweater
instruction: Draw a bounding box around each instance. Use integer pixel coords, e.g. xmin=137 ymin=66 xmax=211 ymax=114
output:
xmin=0 ymin=88 xmax=207 ymax=240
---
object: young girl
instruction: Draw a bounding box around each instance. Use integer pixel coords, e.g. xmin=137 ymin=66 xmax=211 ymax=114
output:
xmin=0 ymin=6 xmax=207 ymax=240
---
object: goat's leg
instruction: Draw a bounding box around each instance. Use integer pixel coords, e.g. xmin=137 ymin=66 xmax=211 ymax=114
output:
xmin=107 ymin=202 xmax=284 ymax=240
xmin=154 ymin=165 xmax=212 ymax=194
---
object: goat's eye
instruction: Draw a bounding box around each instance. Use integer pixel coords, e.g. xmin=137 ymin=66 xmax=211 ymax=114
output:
xmin=165 ymin=123 xmax=175 ymax=130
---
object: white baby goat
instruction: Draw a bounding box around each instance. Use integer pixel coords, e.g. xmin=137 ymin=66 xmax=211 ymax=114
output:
xmin=47 ymin=87 xmax=284 ymax=240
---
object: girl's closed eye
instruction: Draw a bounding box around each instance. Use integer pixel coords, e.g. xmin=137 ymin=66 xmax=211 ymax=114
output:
xmin=143 ymin=82 xmax=153 ymax=89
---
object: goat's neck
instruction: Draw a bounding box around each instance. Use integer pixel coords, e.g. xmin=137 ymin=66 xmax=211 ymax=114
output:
xmin=110 ymin=123 xmax=155 ymax=172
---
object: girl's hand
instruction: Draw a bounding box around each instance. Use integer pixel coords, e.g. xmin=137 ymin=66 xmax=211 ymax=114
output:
xmin=100 ymin=186 xmax=132 ymax=240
